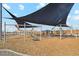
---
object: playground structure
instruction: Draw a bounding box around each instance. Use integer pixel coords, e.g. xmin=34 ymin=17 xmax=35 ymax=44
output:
xmin=2 ymin=22 xmax=79 ymax=42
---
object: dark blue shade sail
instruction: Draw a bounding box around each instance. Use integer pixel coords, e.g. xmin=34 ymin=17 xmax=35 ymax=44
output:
xmin=3 ymin=3 xmax=74 ymax=27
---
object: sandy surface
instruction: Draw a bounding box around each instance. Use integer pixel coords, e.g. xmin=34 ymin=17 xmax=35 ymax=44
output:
xmin=0 ymin=34 xmax=79 ymax=56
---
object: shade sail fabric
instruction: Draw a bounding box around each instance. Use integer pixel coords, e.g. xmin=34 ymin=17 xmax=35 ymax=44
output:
xmin=21 ymin=3 xmax=74 ymax=26
xmin=4 ymin=3 xmax=74 ymax=27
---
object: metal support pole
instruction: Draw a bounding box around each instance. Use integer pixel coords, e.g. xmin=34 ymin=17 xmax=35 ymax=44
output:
xmin=69 ymin=26 xmax=73 ymax=36
xmin=76 ymin=33 xmax=78 ymax=39
xmin=60 ymin=24 xmax=62 ymax=40
xmin=32 ymin=27 xmax=34 ymax=40
xmin=48 ymin=29 xmax=51 ymax=38
xmin=75 ymin=25 xmax=78 ymax=39
xmin=71 ymin=27 xmax=73 ymax=36
xmin=31 ymin=27 xmax=34 ymax=40
xmin=0 ymin=22 xmax=2 ymax=40
xmin=33 ymin=28 xmax=34 ymax=36
xmin=40 ymin=26 xmax=42 ymax=40
xmin=19 ymin=31 xmax=21 ymax=36
xmin=4 ymin=22 xmax=6 ymax=47
xmin=24 ymin=23 xmax=26 ymax=42
xmin=0 ymin=4 xmax=2 ymax=40
xmin=51 ymin=26 xmax=56 ymax=37
xmin=49 ymin=28 xmax=52 ymax=38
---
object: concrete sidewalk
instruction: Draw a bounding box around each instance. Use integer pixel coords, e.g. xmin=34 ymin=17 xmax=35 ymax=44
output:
xmin=0 ymin=49 xmax=29 ymax=56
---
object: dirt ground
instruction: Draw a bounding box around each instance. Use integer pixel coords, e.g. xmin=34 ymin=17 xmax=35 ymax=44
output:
xmin=0 ymin=34 xmax=79 ymax=56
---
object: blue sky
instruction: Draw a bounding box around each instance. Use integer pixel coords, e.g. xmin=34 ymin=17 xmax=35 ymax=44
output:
xmin=2 ymin=3 xmax=79 ymax=32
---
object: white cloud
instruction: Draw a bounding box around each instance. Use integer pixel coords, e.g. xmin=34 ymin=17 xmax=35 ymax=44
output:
xmin=36 ymin=3 xmax=48 ymax=9
xmin=74 ymin=10 xmax=79 ymax=14
xmin=19 ymin=4 xmax=24 ymax=10
xmin=67 ymin=15 xmax=79 ymax=20
xmin=67 ymin=15 xmax=71 ymax=19
xmin=73 ymin=15 xmax=79 ymax=20
xmin=3 ymin=4 xmax=11 ymax=10
xmin=67 ymin=22 xmax=71 ymax=26
xmin=13 ymin=13 xmax=17 ymax=16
